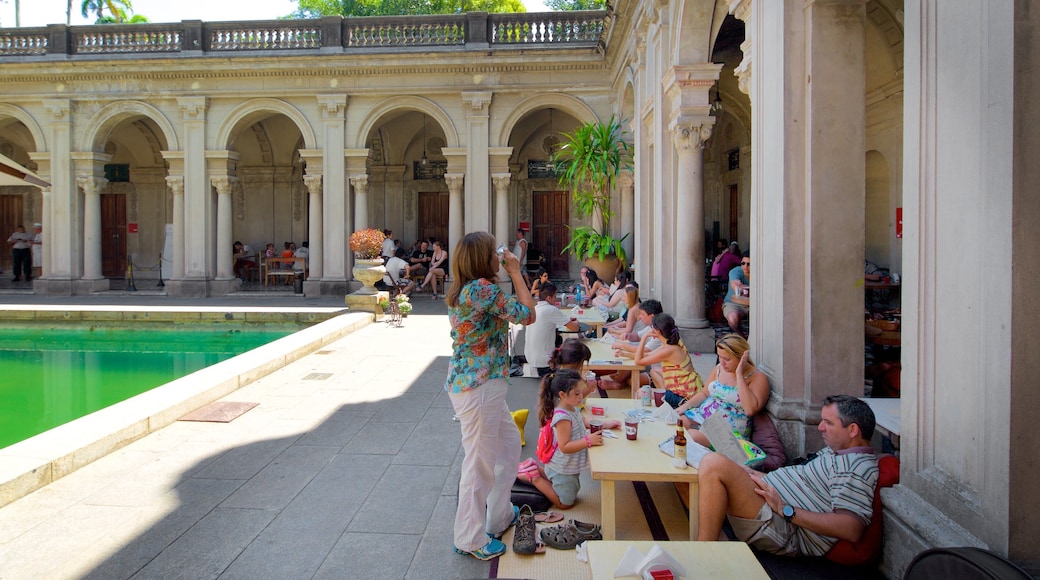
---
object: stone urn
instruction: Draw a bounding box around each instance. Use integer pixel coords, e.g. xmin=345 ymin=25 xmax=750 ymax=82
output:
xmin=351 ymin=258 xmax=386 ymax=295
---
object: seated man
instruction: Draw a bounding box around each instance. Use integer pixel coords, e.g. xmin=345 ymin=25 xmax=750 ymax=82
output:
xmin=409 ymin=240 xmax=432 ymax=277
xmin=383 ymin=248 xmax=415 ymax=295
xmin=696 ymin=395 xmax=878 ymax=557
xmin=524 ymin=282 xmax=579 ymax=376
xmin=723 ymin=251 xmax=751 ymax=337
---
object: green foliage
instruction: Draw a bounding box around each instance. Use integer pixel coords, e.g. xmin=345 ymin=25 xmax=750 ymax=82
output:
xmin=81 ymin=0 xmax=135 ymax=23
xmin=291 ymin=0 xmax=524 ymax=18
xmin=544 ymin=0 xmax=606 ymax=10
xmin=552 ymin=116 xmax=632 ymax=264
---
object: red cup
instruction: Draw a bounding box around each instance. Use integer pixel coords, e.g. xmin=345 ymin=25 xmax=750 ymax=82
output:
xmin=653 ymin=388 xmax=666 ymax=407
xmin=624 ymin=418 xmax=639 ymax=440
xmin=589 ymin=419 xmax=604 ymax=433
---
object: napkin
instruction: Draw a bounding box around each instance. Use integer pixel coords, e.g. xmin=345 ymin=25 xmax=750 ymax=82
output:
xmin=612 ymin=543 xmax=687 ymax=579
xmin=650 ymin=403 xmax=679 ymax=425
xmin=602 ymin=428 xmax=619 ymax=439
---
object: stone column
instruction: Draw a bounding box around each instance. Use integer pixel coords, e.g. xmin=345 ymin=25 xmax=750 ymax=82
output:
xmin=77 ymin=176 xmax=107 ymax=280
xmin=210 ymin=176 xmax=236 ymax=280
xmin=618 ymin=172 xmax=635 ymax=268
xmin=178 ymin=97 xmax=208 ymax=280
xmin=445 ymin=173 xmax=465 ymax=254
xmin=462 ymin=91 xmax=492 ymax=233
xmin=303 ymin=174 xmax=324 ymax=280
xmin=670 ymin=120 xmax=714 ymax=331
xmin=492 ymin=172 xmax=511 ymax=283
xmin=317 ymin=95 xmax=347 ymax=286
xmin=41 ymin=100 xmax=74 ymax=288
xmin=165 ymin=176 xmax=185 ymax=279
xmin=351 ymin=174 xmax=369 ymax=232
xmin=39 ymin=187 xmax=51 ymax=278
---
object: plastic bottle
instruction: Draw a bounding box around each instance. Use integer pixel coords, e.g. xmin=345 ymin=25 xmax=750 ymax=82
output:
xmin=576 ymin=285 xmax=583 ymax=308
xmin=673 ymin=425 xmax=688 ymax=469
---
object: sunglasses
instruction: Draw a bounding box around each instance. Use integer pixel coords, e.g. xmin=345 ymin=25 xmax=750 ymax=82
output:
xmin=741 ymin=261 xmax=750 ymax=266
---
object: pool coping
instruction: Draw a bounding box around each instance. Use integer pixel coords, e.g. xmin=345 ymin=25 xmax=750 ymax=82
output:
xmin=0 ymin=308 xmax=373 ymax=509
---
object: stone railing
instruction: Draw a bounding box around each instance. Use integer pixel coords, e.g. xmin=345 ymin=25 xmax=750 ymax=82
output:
xmin=0 ymin=11 xmax=607 ymax=58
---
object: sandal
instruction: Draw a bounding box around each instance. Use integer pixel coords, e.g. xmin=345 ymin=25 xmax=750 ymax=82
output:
xmin=539 ymin=520 xmax=602 ymax=550
xmin=534 ymin=511 xmax=564 ymax=524
xmin=512 ymin=505 xmax=538 ymax=555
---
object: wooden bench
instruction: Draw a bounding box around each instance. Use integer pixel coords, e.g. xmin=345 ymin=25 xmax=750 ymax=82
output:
xmin=410 ymin=271 xmax=445 ymax=294
xmin=263 ymin=257 xmax=306 ymax=287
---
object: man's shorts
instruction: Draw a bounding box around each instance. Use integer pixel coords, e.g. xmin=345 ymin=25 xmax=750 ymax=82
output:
xmin=545 ymin=467 xmax=581 ymax=506
xmin=722 ymin=301 xmax=750 ymax=319
xmin=411 ymin=265 xmax=428 ymax=277
xmin=727 ymin=502 xmax=801 ymax=556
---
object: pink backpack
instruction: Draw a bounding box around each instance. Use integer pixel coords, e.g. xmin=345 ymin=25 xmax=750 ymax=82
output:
xmin=536 ymin=410 xmax=569 ymax=464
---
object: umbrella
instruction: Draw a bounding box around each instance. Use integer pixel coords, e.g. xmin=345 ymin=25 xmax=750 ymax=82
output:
xmin=0 ymin=152 xmax=49 ymax=188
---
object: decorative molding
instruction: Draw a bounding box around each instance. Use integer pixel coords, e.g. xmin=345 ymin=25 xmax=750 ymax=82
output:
xmin=165 ymin=175 xmax=184 ymax=196
xmin=303 ymin=174 xmax=323 ymax=195
xmin=42 ymin=99 xmax=71 ymax=120
xmin=349 ymin=174 xmax=369 ymax=195
xmin=76 ymin=176 xmax=108 ymax=195
xmin=727 ymin=0 xmax=752 ymax=22
xmin=462 ymin=91 xmax=493 ymax=113
xmin=491 ymin=173 xmax=511 ymax=193
xmin=444 ymin=173 xmax=464 ymax=193
xmin=317 ymin=94 xmax=348 ymax=118
xmin=670 ymin=119 xmax=715 ymax=151
xmin=177 ymin=97 xmax=207 ymax=120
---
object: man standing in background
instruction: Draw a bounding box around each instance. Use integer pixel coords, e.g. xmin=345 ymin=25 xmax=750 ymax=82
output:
xmin=6 ymin=224 xmax=32 ymax=282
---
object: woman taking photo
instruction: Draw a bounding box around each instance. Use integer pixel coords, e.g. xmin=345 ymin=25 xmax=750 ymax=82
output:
xmin=633 ymin=313 xmax=704 ymax=408
xmin=445 ymin=231 xmax=535 ymax=560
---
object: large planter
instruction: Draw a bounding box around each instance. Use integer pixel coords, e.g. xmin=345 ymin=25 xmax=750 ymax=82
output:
xmin=351 ymin=258 xmax=386 ymax=295
xmin=586 ymin=254 xmax=623 ymax=283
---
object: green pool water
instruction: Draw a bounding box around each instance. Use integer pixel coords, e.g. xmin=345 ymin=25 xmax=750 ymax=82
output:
xmin=0 ymin=325 xmax=298 ymax=450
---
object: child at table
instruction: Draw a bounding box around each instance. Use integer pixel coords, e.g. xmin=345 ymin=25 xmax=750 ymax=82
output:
xmin=518 ymin=369 xmax=620 ymax=509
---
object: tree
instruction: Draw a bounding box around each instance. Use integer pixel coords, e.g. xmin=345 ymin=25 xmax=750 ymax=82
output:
xmin=81 ymin=0 xmax=135 ymax=23
xmin=290 ymin=0 xmax=524 ymax=18
xmin=544 ymin=0 xmax=606 ymax=10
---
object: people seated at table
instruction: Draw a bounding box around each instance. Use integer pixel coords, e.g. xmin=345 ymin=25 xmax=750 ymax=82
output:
xmin=380 ymin=229 xmax=395 ymax=262
xmin=529 ymin=267 xmax=550 ymax=298
xmin=418 ymin=240 xmax=449 ymax=299
xmin=582 ymin=269 xmax=606 ymax=303
xmin=696 ymin=395 xmax=878 ymax=558
xmin=724 ymin=251 xmax=751 ymax=337
xmin=525 ymin=283 xmax=580 ymax=377
xmin=603 ymin=285 xmax=640 ymax=333
xmin=606 ymin=299 xmax=664 ymax=391
xmin=520 ymin=369 xmax=621 ymax=510
xmin=675 ymin=334 xmax=770 ymax=447
xmin=232 ymin=241 xmax=256 ymax=280
xmin=264 ymin=243 xmax=277 ymax=260
xmin=383 ymin=248 xmax=415 ymax=295
xmin=282 ymin=241 xmax=295 ymax=259
xmin=592 ymin=271 xmax=631 ymax=318
xmin=712 ymin=241 xmax=743 ymax=278
xmin=293 ymin=241 xmax=309 ymax=274
xmin=633 ymin=313 xmax=704 ymax=408
xmin=409 ymin=240 xmax=433 ymax=277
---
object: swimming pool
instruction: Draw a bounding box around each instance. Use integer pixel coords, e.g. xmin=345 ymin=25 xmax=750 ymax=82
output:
xmin=0 ymin=325 xmax=298 ymax=450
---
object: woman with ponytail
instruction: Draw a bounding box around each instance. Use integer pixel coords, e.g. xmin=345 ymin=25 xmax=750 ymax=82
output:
xmin=633 ymin=313 xmax=704 ymax=408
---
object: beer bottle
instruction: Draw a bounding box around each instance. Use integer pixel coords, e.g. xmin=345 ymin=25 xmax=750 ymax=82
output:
xmin=673 ymin=425 xmax=688 ymax=469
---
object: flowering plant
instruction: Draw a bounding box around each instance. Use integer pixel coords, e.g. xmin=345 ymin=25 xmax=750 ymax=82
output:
xmin=350 ymin=228 xmax=386 ymax=260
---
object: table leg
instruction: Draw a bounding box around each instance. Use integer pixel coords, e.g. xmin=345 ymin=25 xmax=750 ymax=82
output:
xmin=601 ymin=480 xmax=616 ymax=540
xmin=688 ymin=481 xmax=699 ymax=540
xmin=630 ymin=369 xmax=639 ymax=399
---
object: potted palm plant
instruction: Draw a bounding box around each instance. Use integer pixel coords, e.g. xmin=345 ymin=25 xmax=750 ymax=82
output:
xmin=552 ymin=116 xmax=632 ymax=281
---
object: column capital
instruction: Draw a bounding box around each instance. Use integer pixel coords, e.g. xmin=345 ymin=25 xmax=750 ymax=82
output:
xmin=618 ymin=171 xmax=635 ymax=190
xmin=664 ymin=64 xmax=724 ymax=119
xmin=303 ymin=174 xmax=323 ymax=195
xmin=444 ymin=173 xmax=465 ymax=193
xmin=177 ymin=97 xmax=208 ymax=120
xmin=670 ymin=118 xmax=715 ymax=151
xmin=349 ymin=173 xmax=369 ymax=195
xmin=42 ymin=99 xmax=71 ymax=120
xmin=491 ymin=173 xmax=511 ymax=192
xmin=210 ymin=175 xmax=237 ymax=195
xmin=727 ymin=0 xmax=752 ymax=22
xmin=165 ymin=175 xmax=184 ymax=196
xmin=317 ymin=94 xmax=348 ymax=118
xmin=461 ymin=91 xmax=492 ymax=114
xmin=76 ymin=176 xmax=108 ymax=195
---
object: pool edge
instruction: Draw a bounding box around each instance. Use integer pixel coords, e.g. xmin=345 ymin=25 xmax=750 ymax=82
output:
xmin=0 ymin=311 xmax=373 ymax=509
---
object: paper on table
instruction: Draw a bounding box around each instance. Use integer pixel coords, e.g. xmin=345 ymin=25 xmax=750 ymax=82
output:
xmin=612 ymin=543 xmax=688 ymax=579
xmin=602 ymin=429 xmax=619 ymax=439
xmin=650 ymin=403 xmax=679 ymax=425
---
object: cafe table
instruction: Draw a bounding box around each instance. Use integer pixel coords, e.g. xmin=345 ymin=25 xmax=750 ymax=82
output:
xmin=582 ymin=337 xmax=646 ymax=394
xmin=564 ymin=305 xmax=608 ymax=337
xmin=585 ymin=399 xmax=699 ymax=541
xmin=585 ymin=541 xmax=769 ymax=579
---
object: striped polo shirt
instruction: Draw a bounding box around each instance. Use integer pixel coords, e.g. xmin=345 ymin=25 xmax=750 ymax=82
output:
xmin=764 ymin=447 xmax=878 ymax=556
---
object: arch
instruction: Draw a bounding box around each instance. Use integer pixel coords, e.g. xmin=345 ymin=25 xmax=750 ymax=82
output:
xmin=0 ymin=104 xmax=47 ymax=152
xmin=81 ymin=100 xmax=178 ymax=153
xmin=215 ymin=98 xmax=317 ymax=151
xmin=497 ymin=93 xmax=598 ymax=146
xmin=353 ymin=96 xmax=458 ymax=150
xmin=671 ymin=0 xmax=717 ymax=65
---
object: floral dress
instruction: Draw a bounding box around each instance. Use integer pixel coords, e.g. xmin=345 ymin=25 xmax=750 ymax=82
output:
xmin=445 ymin=278 xmax=534 ymax=393
xmin=684 ymin=365 xmax=757 ymax=437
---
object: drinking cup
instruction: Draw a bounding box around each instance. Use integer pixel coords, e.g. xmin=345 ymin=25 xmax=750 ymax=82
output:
xmin=624 ymin=418 xmax=639 ymax=440
xmin=653 ymin=388 xmax=666 ymax=407
xmin=589 ymin=419 xmax=604 ymax=433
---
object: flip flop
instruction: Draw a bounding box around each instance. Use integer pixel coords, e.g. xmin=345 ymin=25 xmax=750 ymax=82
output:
xmin=534 ymin=511 xmax=564 ymax=524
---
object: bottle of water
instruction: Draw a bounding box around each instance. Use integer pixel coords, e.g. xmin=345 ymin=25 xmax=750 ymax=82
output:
xmin=576 ymin=285 xmax=583 ymax=308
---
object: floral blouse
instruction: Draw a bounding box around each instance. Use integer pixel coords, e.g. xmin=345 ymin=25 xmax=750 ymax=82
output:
xmin=445 ymin=278 xmax=535 ymax=394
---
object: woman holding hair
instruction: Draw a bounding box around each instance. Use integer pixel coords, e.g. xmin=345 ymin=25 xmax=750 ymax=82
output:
xmin=529 ymin=267 xmax=550 ymax=298
xmin=419 ymin=240 xmax=449 ymax=299
xmin=634 ymin=313 xmax=704 ymax=408
xmin=675 ymin=334 xmax=769 ymax=447
xmin=445 ymin=231 xmax=535 ymax=561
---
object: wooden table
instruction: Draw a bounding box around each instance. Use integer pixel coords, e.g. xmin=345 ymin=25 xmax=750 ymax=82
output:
xmin=585 ymin=399 xmax=699 ymax=541
xmin=263 ymin=257 xmax=306 ymax=287
xmin=565 ymin=305 xmax=608 ymax=337
xmin=586 ymin=541 xmax=769 ymax=579
xmin=582 ymin=337 xmax=645 ymax=393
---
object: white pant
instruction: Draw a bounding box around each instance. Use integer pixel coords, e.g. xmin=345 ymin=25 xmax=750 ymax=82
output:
xmin=449 ymin=378 xmax=521 ymax=551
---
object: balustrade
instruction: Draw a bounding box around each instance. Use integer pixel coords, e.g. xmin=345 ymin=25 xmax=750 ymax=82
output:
xmin=208 ymin=24 xmax=321 ymax=51
xmin=75 ymin=26 xmax=181 ymax=54
xmin=0 ymin=31 xmax=48 ymax=56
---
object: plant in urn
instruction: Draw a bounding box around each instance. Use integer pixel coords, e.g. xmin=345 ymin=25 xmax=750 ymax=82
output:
xmin=349 ymin=228 xmax=387 ymax=295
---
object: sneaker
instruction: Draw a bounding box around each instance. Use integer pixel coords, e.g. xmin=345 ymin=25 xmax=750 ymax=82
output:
xmin=454 ymin=538 xmax=507 ymax=561
xmin=489 ymin=504 xmax=520 ymax=539
xmin=512 ymin=505 xmax=537 ymax=555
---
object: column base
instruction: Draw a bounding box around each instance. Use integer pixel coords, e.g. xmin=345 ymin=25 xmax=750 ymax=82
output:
xmin=881 ymin=485 xmax=987 ymax=579
xmin=32 ymin=278 xmax=74 ymax=296
xmin=164 ymin=279 xmax=212 ymax=298
xmin=676 ymin=326 xmax=715 ymax=353
xmin=74 ymin=278 xmax=110 ymax=295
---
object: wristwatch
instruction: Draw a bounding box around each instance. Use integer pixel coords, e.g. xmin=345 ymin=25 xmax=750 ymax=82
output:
xmin=782 ymin=504 xmax=796 ymax=523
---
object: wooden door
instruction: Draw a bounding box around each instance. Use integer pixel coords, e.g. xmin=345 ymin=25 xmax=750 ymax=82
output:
xmin=101 ymin=194 xmax=126 ymax=278
xmin=0 ymin=194 xmax=23 ymax=272
xmin=418 ymin=192 xmax=449 ymax=246
xmin=728 ymin=184 xmax=739 ymax=243
xmin=532 ymin=190 xmax=569 ymax=277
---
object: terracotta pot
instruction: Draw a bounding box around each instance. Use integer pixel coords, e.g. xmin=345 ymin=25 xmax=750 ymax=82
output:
xmin=585 ymin=255 xmax=622 ymax=283
xmin=351 ymin=258 xmax=386 ymax=295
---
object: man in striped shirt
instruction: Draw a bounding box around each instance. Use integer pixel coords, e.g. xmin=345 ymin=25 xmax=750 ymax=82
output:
xmin=696 ymin=395 xmax=879 ymax=557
